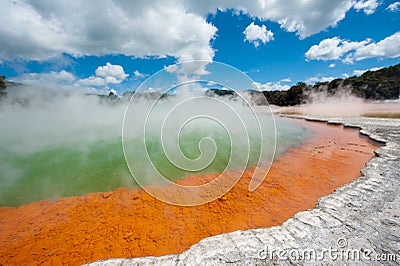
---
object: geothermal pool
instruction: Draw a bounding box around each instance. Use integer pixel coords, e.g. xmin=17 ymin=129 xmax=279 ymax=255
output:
xmin=0 ymin=89 xmax=309 ymax=207
xmin=0 ymin=118 xmax=308 ymax=207
xmin=0 ymin=63 xmax=380 ymax=264
xmin=0 ymin=116 xmax=379 ymax=265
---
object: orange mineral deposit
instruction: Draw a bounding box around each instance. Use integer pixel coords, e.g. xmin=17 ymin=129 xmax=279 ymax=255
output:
xmin=0 ymin=119 xmax=380 ymax=265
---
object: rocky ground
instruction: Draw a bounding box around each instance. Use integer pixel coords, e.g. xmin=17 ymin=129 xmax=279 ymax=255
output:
xmin=89 ymin=116 xmax=400 ymax=265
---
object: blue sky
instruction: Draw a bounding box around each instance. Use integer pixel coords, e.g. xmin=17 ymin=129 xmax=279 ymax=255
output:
xmin=0 ymin=0 xmax=399 ymax=93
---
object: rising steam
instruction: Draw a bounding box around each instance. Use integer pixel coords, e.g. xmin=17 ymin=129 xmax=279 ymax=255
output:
xmin=0 ymin=62 xmax=310 ymax=207
xmin=283 ymin=85 xmax=400 ymax=117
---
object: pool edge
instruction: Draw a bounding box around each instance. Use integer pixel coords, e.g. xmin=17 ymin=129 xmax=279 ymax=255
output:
xmin=88 ymin=115 xmax=400 ymax=265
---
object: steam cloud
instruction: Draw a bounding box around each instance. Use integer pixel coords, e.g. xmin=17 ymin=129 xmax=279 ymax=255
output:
xmin=287 ymin=86 xmax=400 ymax=117
xmin=0 ymin=62 xmax=310 ymax=207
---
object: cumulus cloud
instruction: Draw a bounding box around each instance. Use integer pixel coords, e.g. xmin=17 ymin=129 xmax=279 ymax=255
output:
xmin=12 ymin=70 xmax=76 ymax=86
xmin=354 ymin=32 xmax=400 ymax=60
xmin=78 ymin=62 xmax=128 ymax=88
xmin=305 ymin=32 xmax=400 ymax=63
xmin=78 ymin=76 xmax=106 ymax=87
xmin=329 ymin=63 xmax=336 ymax=68
xmin=95 ymin=63 xmax=128 ymax=84
xmin=353 ymin=0 xmax=380 ymax=14
xmin=353 ymin=67 xmax=383 ymax=76
xmin=280 ymin=78 xmax=292 ymax=83
xmin=0 ymin=0 xmax=217 ymax=62
xmin=243 ymin=22 xmax=274 ymax=47
xmin=0 ymin=0 xmax=380 ymax=64
xmin=183 ymin=0 xmax=369 ymax=39
xmin=164 ymin=64 xmax=178 ymax=73
xmin=305 ymin=37 xmax=371 ymax=62
xmin=10 ymin=70 xmax=113 ymax=94
xmin=341 ymin=56 xmax=355 ymax=65
xmin=252 ymin=81 xmax=290 ymax=91
xmin=387 ymin=2 xmax=400 ymax=11
xmin=305 ymin=76 xmax=336 ymax=84
xmin=11 ymin=63 xmax=130 ymax=93
xmin=133 ymin=70 xmax=148 ymax=80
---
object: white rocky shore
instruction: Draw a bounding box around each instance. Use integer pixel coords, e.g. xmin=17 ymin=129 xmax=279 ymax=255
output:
xmin=88 ymin=116 xmax=400 ymax=266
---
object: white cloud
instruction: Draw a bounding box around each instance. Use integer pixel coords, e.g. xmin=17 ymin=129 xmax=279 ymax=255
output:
xmin=353 ymin=0 xmax=380 ymax=15
xmin=305 ymin=32 xmax=400 ymax=63
xmin=55 ymin=70 xmax=76 ymax=82
xmin=78 ymin=76 xmax=106 ymax=87
xmin=0 ymin=0 xmax=381 ymax=63
xmin=183 ymin=0 xmax=366 ymax=39
xmin=95 ymin=63 xmax=128 ymax=84
xmin=353 ymin=70 xmax=366 ymax=76
xmin=354 ymin=32 xmax=400 ymax=60
xmin=12 ymin=70 xmax=76 ymax=86
xmin=342 ymin=56 xmax=355 ymax=65
xmin=0 ymin=1 xmax=217 ymax=62
xmin=11 ymin=64 xmax=129 ymax=93
xmin=133 ymin=70 xmax=148 ymax=80
xmin=78 ymin=62 xmax=128 ymax=87
xmin=329 ymin=63 xmax=336 ymax=68
xmin=280 ymin=78 xmax=292 ymax=83
xmin=164 ymin=64 xmax=178 ymax=73
xmin=353 ymin=67 xmax=383 ymax=76
xmin=243 ymin=22 xmax=274 ymax=47
xmin=387 ymin=2 xmax=400 ymax=11
xmin=305 ymin=37 xmax=371 ymax=61
xmin=305 ymin=76 xmax=336 ymax=84
xmin=252 ymin=81 xmax=290 ymax=91
xmin=10 ymin=70 xmax=109 ymax=93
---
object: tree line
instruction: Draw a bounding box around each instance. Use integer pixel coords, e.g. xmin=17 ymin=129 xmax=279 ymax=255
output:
xmin=263 ymin=63 xmax=400 ymax=106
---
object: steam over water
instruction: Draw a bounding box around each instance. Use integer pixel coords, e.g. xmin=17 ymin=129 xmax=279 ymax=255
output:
xmin=0 ymin=62 xmax=311 ymax=207
xmin=0 ymin=87 xmax=310 ymax=207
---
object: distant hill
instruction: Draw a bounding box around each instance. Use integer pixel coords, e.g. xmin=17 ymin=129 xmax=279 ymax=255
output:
xmin=263 ymin=63 xmax=400 ymax=106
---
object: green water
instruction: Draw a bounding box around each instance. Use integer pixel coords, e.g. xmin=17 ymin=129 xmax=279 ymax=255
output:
xmin=0 ymin=139 xmax=133 ymax=207
xmin=0 ymin=118 xmax=310 ymax=207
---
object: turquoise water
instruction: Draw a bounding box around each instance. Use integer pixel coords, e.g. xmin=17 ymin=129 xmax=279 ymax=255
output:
xmin=0 ymin=89 xmax=311 ymax=207
xmin=0 ymin=117 xmax=309 ymax=207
